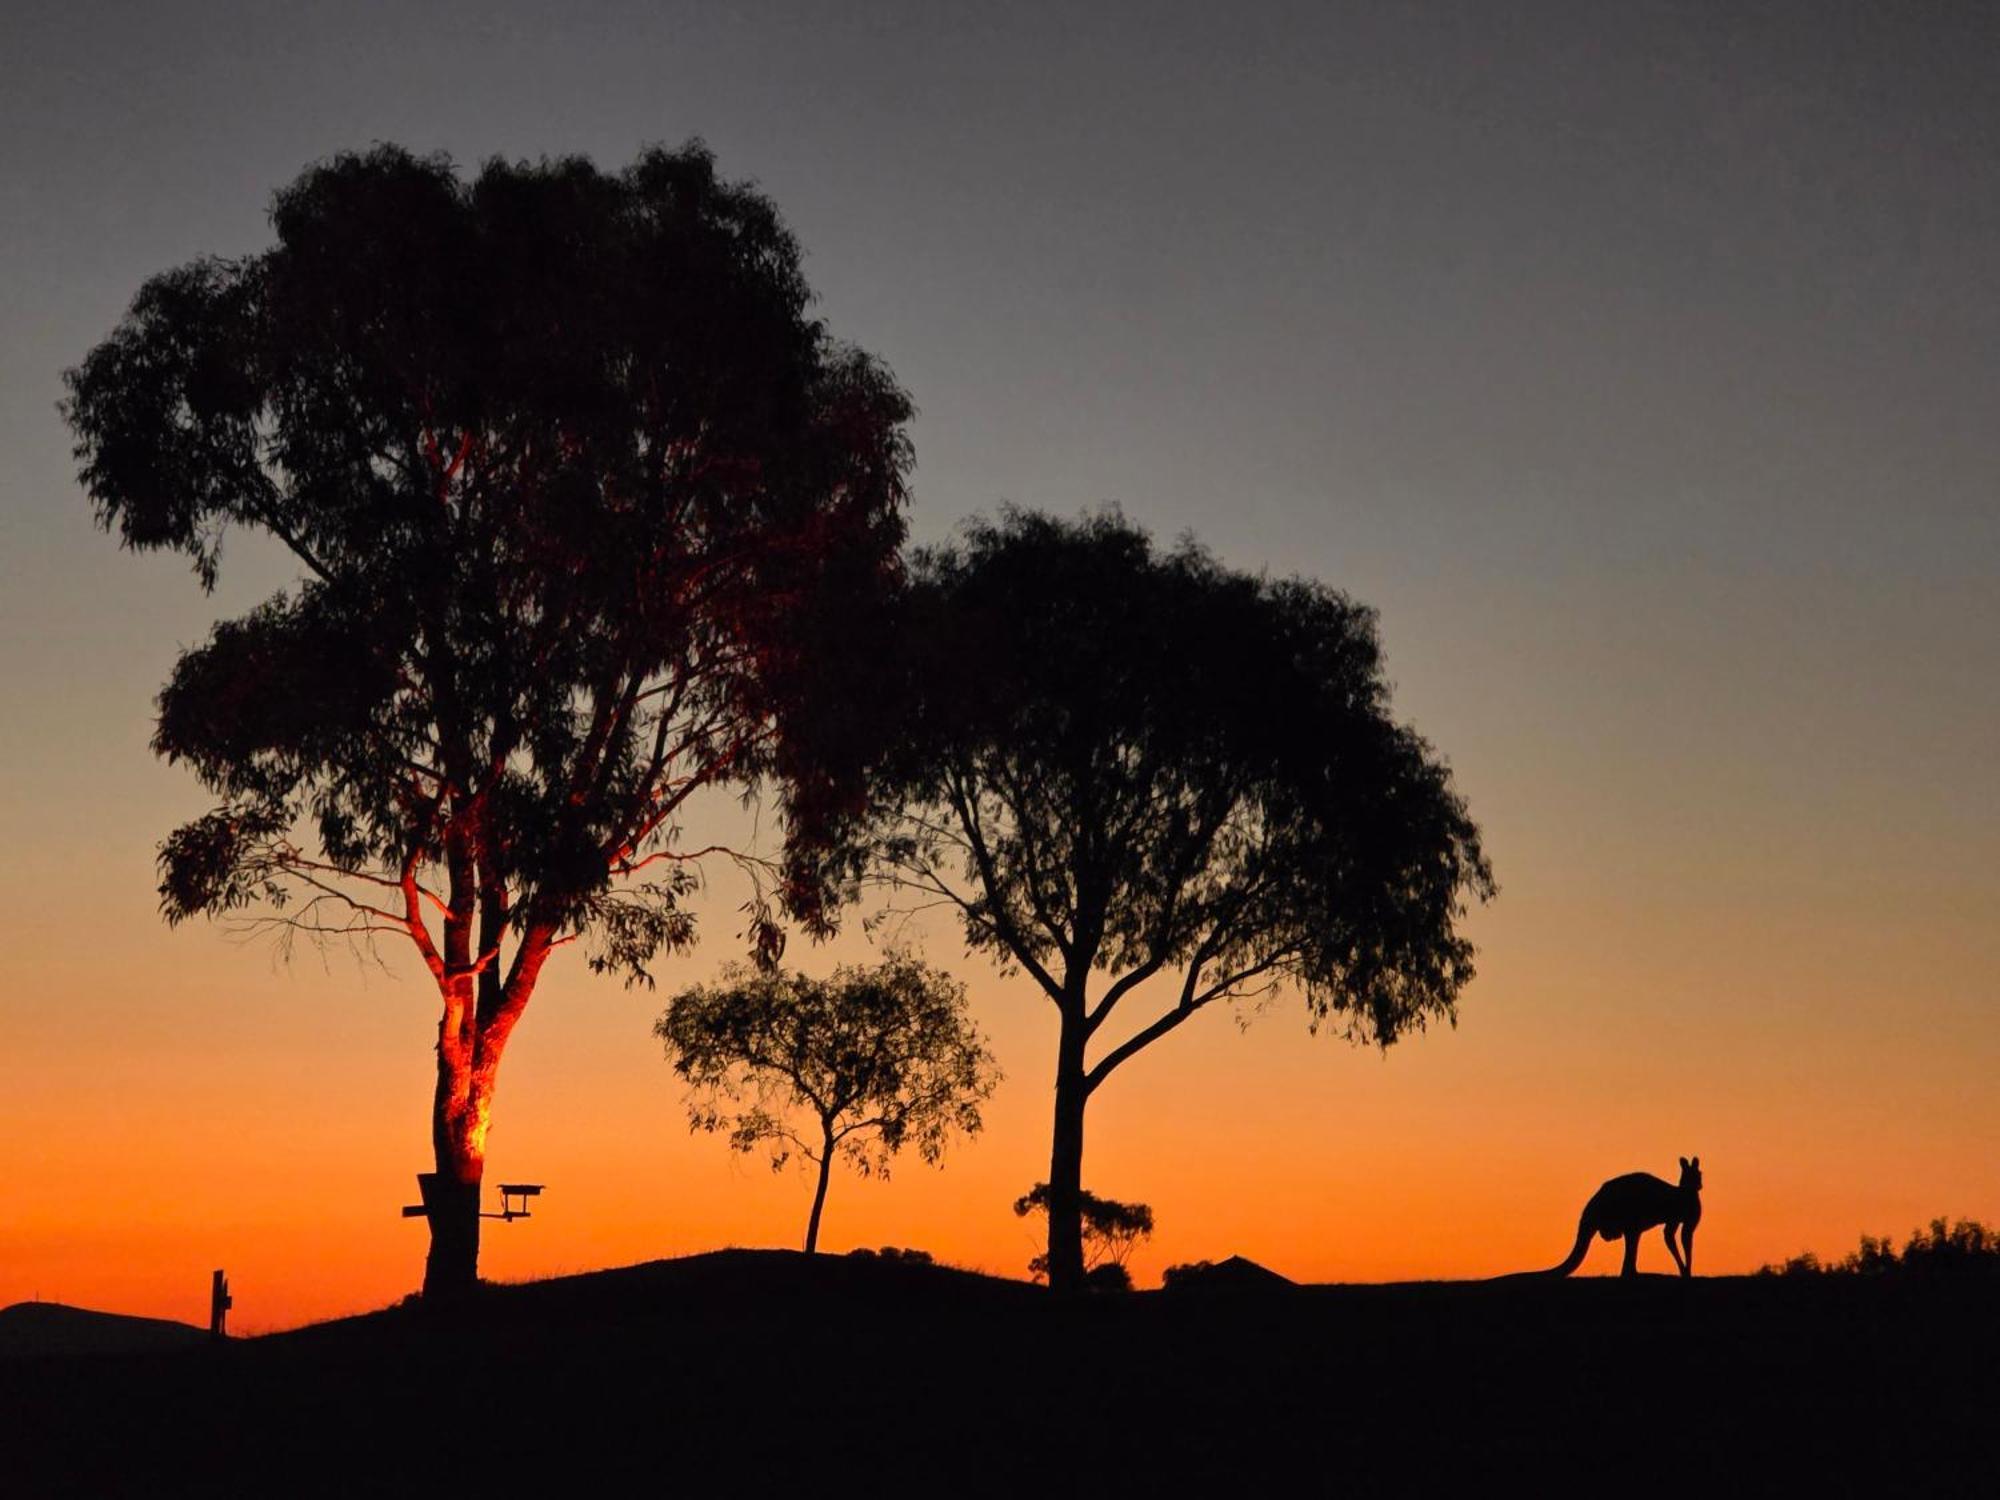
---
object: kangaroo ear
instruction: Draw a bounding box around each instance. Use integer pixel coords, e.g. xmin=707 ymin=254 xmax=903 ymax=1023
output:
xmin=1692 ymin=1156 xmax=1700 ymax=1168
xmin=1680 ymin=1156 xmax=1690 ymax=1170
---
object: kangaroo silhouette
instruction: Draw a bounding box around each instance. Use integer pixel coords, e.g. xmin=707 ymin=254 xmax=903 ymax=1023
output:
xmin=1543 ymin=1156 xmax=1702 ymax=1277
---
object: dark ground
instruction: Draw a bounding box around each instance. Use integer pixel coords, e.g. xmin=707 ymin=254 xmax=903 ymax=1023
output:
xmin=3 ymin=1250 xmax=1993 ymax=1495
xmin=0 ymin=1302 xmax=208 ymax=1360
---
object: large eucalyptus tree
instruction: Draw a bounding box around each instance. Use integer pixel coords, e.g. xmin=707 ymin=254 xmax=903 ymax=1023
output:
xmin=63 ymin=142 xmax=912 ymax=1298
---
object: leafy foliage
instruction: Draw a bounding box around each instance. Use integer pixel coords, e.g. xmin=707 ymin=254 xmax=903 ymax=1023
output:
xmin=657 ymin=953 xmax=1000 ymax=1182
xmin=1161 ymin=1259 xmax=1216 ymax=1289
xmin=861 ymin=505 xmax=1495 ymax=1064
xmin=64 ymin=141 xmax=913 ymax=1295
xmin=1760 ymin=1218 xmax=2000 ymax=1279
xmin=63 ymin=141 xmax=912 ymax=986
xmin=1014 ymin=1184 xmax=1155 ymax=1281
xmin=851 ymin=505 xmax=1491 ymax=1289
xmin=845 ymin=1246 xmax=936 ymax=1265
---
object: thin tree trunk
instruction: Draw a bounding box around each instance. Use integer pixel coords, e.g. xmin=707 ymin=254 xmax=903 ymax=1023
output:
xmin=1045 ymin=1018 xmax=1089 ymax=1293
xmin=804 ymin=1122 xmax=836 ymax=1254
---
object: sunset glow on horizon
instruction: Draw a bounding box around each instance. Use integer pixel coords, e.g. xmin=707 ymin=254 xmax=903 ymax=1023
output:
xmin=4 ymin=3 xmax=1997 ymax=1333
xmin=5 ymin=663 xmax=1993 ymax=1332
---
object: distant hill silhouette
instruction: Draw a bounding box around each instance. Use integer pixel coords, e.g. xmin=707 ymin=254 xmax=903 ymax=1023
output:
xmin=0 ymin=1302 xmax=205 ymax=1359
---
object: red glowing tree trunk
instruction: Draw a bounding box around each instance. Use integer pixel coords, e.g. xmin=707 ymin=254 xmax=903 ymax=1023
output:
xmin=422 ymin=976 xmax=489 ymax=1301
xmin=413 ymin=870 xmax=559 ymax=1299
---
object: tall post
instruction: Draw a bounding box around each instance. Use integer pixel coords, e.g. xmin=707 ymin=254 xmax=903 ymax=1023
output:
xmin=209 ymin=1269 xmax=232 ymax=1339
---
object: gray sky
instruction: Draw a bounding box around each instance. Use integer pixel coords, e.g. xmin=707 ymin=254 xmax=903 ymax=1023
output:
xmin=10 ymin=0 xmax=1992 ymax=891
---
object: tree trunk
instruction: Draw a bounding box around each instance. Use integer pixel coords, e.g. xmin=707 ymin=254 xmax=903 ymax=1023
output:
xmin=1045 ymin=1019 xmax=1089 ymax=1294
xmin=415 ymin=927 xmax=550 ymax=1302
xmin=804 ymin=1122 xmax=836 ymax=1254
xmin=422 ymin=981 xmax=488 ymax=1301
xmin=421 ymin=1164 xmax=482 ymax=1301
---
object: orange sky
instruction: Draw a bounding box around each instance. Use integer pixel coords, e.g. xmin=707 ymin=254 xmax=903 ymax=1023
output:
xmin=3 ymin=545 xmax=1994 ymax=1331
xmin=4 ymin=5 xmax=1998 ymax=1332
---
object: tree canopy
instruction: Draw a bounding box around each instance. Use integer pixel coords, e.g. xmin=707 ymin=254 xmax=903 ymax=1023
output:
xmin=658 ymin=953 xmax=999 ymax=1252
xmin=63 ymin=141 xmax=913 ymax=1296
xmin=854 ymin=507 xmax=1494 ymax=1289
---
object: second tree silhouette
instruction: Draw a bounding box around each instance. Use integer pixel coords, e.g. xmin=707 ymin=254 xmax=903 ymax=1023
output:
xmin=843 ymin=508 xmax=1495 ymax=1292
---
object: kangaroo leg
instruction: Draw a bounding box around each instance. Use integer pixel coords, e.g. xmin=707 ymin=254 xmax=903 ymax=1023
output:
xmin=1662 ymin=1224 xmax=1686 ymax=1276
xmin=1621 ymin=1231 xmax=1640 ymax=1277
xmin=1681 ymin=1224 xmax=1696 ymax=1278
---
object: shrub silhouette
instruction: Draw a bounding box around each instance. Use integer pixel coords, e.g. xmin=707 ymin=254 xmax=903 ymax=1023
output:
xmin=847 ymin=1246 xmax=936 ymax=1265
xmin=1161 ymin=1260 xmax=1215 ymax=1289
xmin=1085 ymin=1264 xmax=1134 ymax=1293
xmin=1760 ymin=1218 xmax=2000 ymax=1279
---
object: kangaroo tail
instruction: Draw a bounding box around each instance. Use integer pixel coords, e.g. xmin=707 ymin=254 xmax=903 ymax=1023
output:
xmin=1540 ymin=1211 xmax=1593 ymax=1277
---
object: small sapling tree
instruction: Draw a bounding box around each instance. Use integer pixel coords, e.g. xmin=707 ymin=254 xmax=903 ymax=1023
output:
xmin=658 ymin=953 xmax=999 ymax=1253
xmin=1014 ymin=1183 xmax=1154 ymax=1288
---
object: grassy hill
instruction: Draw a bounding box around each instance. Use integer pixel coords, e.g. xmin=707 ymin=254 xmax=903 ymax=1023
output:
xmin=2 ymin=1250 xmax=1993 ymax=1494
xmin=0 ymin=1301 xmax=206 ymax=1360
